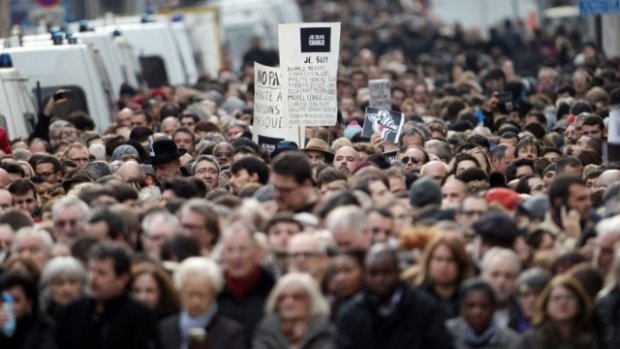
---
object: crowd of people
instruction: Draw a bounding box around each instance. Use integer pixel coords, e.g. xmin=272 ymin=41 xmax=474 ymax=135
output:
xmin=1 ymin=1 xmax=620 ymax=349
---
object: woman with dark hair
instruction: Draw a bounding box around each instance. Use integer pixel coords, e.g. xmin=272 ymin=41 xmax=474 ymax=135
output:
xmin=414 ymin=235 xmax=475 ymax=317
xmin=515 ymin=268 xmax=552 ymax=333
xmin=130 ymin=262 xmax=180 ymax=320
xmin=519 ymin=275 xmax=597 ymax=349
xmin=447 ymin=278 xmax=522 ymax=349
xmin=326 ymin=250 xmax=365 ymax=317
xmin=0 ymin=272 xmax=56 ymax=349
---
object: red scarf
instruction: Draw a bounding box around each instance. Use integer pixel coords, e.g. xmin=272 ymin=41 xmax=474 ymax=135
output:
xmin=225 ymin=267 xmax=262 ymax=302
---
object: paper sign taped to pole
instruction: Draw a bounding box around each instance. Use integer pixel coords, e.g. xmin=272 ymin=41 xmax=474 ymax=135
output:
xmin=361 ymin=107 xmax=405 ymax=144
xmin=252 ymin=62 xmax=302 ymax=153
xmin=369 ymin=79 xmax=391 ymax=109
xmin=279 ymin=22 xmax=340 ymax=127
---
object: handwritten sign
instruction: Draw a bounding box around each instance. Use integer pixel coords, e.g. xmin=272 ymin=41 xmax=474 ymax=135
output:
xmin=279 ymin=23 xmax=340 ymax=127
xmin=253 ymin=62 xmax=302 ymax=151
xmin=369 ymin=79 xmax=391 ymax=109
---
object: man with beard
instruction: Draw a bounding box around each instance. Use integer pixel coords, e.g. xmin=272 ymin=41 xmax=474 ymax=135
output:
xmin=480 ymin=247 xmax=523 ymax=331
xmin=333 ymin=146 xmax=360 ymax=177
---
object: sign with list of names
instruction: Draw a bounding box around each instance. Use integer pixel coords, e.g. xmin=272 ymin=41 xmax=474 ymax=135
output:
xmin=278 ymin=22 xmax=341 ymax=127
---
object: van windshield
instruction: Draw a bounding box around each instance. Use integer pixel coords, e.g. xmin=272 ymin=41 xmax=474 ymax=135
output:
xmin=140 ymin=55 xmax=169 ymax=88
xmin=34 ymin=86 xmax=89 ymax=119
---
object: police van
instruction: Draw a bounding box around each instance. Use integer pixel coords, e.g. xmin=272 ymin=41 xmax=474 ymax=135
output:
xmin=1 ymin=44 xmax=116 ymax=133
xmin=0 ymin=64 xmax=38 ymax=139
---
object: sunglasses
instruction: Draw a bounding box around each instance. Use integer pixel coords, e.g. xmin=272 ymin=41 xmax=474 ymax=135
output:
xmin=401 ymin=156 xmax=423 ymax=165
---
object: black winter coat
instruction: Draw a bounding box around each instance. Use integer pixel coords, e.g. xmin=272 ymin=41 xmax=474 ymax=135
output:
xmin=217 ymin=269 xmax=275 ymax=340
xmin=335 ymin=283 xmax=454 ymax=349
xmin=596 ymin=286 xmax=620 ymax=349
xmin=55 ymin=294 xmax=159 ymax=349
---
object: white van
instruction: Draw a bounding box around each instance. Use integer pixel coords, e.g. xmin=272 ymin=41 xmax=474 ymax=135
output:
xmin=0 ymin=67 xmax=38 ymax=139
xmin=97 ymin=21 xmax=196 ymax=88
xmin=1 ymin=44 xmax=116 ymax=132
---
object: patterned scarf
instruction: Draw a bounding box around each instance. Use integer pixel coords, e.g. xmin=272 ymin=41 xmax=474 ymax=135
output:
xmin=461 ymin=317 xmax=499 ymax=348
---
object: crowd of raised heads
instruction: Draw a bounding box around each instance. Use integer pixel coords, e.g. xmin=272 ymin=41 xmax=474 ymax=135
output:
xmin=1 ymin=2 xmax=620 ymax=349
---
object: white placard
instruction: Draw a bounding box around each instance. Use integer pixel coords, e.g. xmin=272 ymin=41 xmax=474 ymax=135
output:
xmin=369 ymin=79 xmax=391 ymax=109
xmin=608 ymin=107 xmax=620 ymax=144
xmin=252 ymin=62 xmax=302 ymax=152
xmin=278 ymin=22 xmax=341 ymax=127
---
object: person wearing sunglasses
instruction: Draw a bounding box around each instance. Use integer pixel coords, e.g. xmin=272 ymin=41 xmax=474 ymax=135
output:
xmin=399 ymin=145 xmax=429 ymax=173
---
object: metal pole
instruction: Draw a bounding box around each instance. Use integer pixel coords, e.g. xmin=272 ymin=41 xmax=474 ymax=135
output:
xmin=0 ymin=0 xmax=11 ymax=38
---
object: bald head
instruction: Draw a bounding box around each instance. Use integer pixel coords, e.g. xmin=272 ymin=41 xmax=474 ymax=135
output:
xmin=161 ymin=116 xmax=180 ymax=136
xmin=597 ymin=170 xmax=620 ymax=189
xmin=420 ymin=160 xmax=448 ymax=183
xmin=116 ymin=108 xmax=133 ymax=128
xmin=0 ymin=168 xmax=9 ymax=188
xmin=115 ymin=161 xmax=145 ymax=182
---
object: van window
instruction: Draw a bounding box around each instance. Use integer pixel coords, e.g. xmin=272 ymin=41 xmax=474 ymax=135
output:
xmin=18 ymin=83 xmax=37 ymax=133
xmin=34 ymin=86 xmax=89 ymax=118
xmin=140 ymin=56 xmax=169 ymax=88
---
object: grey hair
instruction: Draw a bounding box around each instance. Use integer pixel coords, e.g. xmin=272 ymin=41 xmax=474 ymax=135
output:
xmin=39 ymin=256 xmax=87 ymax=302
xmin=424 ymin=140 xmax=453 ymax=161
xmin=191 ymin=155 xmax=221 ymax=174
xmin=138 ymin=186 xmax=162 ymax=204
xmin=481 ymin=247 xmax=521 ymax=275
xmin=84 ymin=160 xmax=112 ymax=179
xmin=326 ymin=205 xmax=369 ymax=235
xmin=49 ymin=120 xmax=69 ymax=133
xmin=52 ymin=195 xmax=90 ymax=220
xmin=516 ymin=267 xmax=552 ymax=293
xmin=173 ymin=257 xmax=224 ymax=294
xmin=141 ymin=210 xmax=181 ymax=237
xmin=88 ymin=143 xmax=106 ymax=161
xmin=12 ymin=227 xmax=54 ymax=257
xmin=597 ymin=215 xmax=620 ymax=238
xmin=264 ymin=272 xmax=330 ymax=316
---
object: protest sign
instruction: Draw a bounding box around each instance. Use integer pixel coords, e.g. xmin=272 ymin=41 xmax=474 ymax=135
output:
xmin=369 ymin=79 xmax=391 ymax=109
xmin=279 ymin=22 xmax=340 ymax=127
xmin=253 ymin=62 xmax=302 ymax=152
xmin=361 ymin=107 xmax=405 ymax=144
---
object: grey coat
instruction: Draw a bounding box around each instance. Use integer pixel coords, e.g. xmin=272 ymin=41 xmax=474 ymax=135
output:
xmin=252 ymin=314 xmax=336 ymax=349
xmin=445 ymin=317 xmax=523 ymax=349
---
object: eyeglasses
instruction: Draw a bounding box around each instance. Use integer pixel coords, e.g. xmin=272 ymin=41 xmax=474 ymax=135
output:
xmin=195 ymin=168 xmax=218 ymax=175
xmin=289 ymin=251 xmax=321 ymax=259
xmin=401 ymin=156 xmax=423 ymax=165
xmin=70 ymin=157 xmax=89 ymax=163
xmin=461 ymin=210 xmax=486 ymax=217
xmin=54 ymin=219 xmax=77 ymax=228
xmin=214 ymin=152 xmax=232 ymax=158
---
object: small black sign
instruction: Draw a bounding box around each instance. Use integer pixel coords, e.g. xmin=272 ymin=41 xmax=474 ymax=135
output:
xmin=300 ymin=27 xmax=331 ymax=53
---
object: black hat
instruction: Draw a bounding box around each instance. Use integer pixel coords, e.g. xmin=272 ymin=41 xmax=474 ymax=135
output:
xmin=409 ymin=177 xmax=442 ymax=208
xmin=151 ymin=139 xmax=184 ymax=166
xmin=472 ymin=212 xmax=520 ymax=248
xmin=272 ymin=140 xmax=299 ymax=159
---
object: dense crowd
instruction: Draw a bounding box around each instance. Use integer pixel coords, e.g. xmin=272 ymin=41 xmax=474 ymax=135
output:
xmin=1 ymin=1 xmax=620 ymax=349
